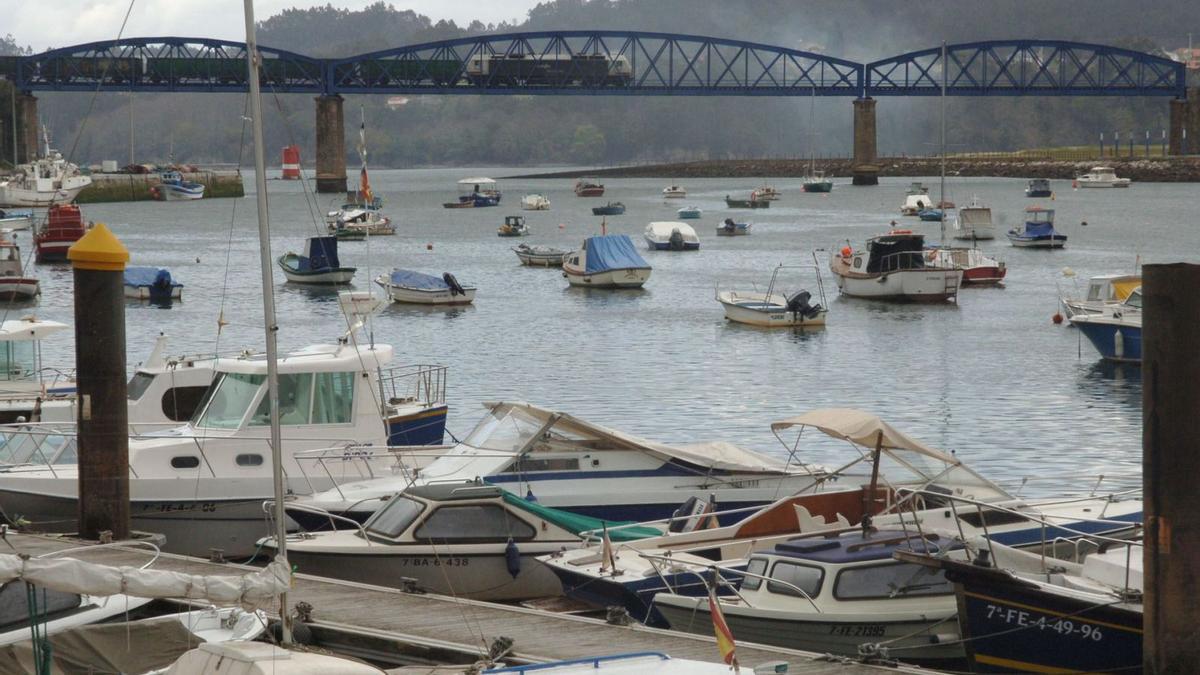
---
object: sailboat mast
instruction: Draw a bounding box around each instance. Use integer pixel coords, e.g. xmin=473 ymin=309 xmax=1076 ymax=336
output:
xmin=939 ymin=41 xmax=947 ymax=246
xmin=808 ymin=88 xmax=816 ymax=177
xmin=242 ymin=0 xmax=291 ymax=645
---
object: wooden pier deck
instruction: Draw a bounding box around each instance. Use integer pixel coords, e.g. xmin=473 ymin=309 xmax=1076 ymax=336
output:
xmin=5 ymin=533 xmax=931 ymax=674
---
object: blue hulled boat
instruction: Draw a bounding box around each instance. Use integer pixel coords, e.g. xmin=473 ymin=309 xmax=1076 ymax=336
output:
xmin=1070 ymin=287 xmax=1142 ymax=362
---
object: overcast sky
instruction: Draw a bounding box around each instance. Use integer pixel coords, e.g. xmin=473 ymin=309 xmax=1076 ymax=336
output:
xmin=3 ymin=1 xmax=542 ymax=52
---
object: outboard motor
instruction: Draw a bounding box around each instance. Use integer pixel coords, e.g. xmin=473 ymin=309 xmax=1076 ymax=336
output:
xmin=668 ymin=228 xmax=685 ymax=250
xmin=443 ymin=272 xmax=465 ymax=296
xmin=150 ymin=268 xmax=174 ymax=305
xmin=668 ymin=494 xmax=718 ymax=533
xmin=786 ymin=290 xmax=822 ymax=319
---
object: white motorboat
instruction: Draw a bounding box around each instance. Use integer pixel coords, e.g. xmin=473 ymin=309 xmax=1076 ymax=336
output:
xmin=0 ymin=129 xmax=92 ymax=207
xmin=520 ymin=193 xmax=550 ymax=210
xmin=324 ymin=204 xmax=394 ymax=235
xmin=278 ymin=236 xmax=356 ymax=285
xmin=152 ymin=171 xmax=205 ymax=201
xmin=926 ymin=247 xmax=1006 ymax=286
xmin=716 ymin=263 xmax=827 ymax=328
xmin=661 ymin=185 xmax=686 ymax=198
xmin=643 ymin=221 xmax=699 ymax=251
xmin=0 ymin=209 xmax=32 ymax=230
xmin=1007 ymin=206 xmax=1066 ymax=248
xmin=1070 ymin=289 xmax=1143 ymax=363
xmin=123 ymin=266 xmax=184 ymax=300
xmin=0 ymin=232 xmax=38 ymax=300
xmin=562 ymin=234 xmax=651 ymax=288
xmin=829 ymin=230 xmax=962 ymax=301
xmin=1059 ymin=272 xmax=1141 ymax=319
xmin=1075 ymin=166 xmax=1131 ymax=188
xmin=512 ymin=243 xmax=567 ymax=267
xmin=290 ymin=400 xmax=831 ymax=529
xmin=376 ymin=269 xmax=476 ymax=304
xmin=269 ymin=482 xmax=659 ymax=601
xmin=951 ymin=199 xmax=995 ymax=240
xmin=0 ymin=319 xmax=451 ymax=557
xmin=497 ymin=215 xmax=530 ymax=237
xmin=899 ymin=182 xmax=931 ymax=216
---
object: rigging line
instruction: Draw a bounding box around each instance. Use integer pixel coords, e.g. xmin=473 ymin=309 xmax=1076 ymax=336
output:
xmin=265 ymin=86 xmax=325 ymax=235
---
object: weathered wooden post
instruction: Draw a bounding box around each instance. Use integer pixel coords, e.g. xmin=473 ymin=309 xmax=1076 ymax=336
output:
xmin=67 ymin=223 xmax=131 ymax=540
xmin=1143 ymin=263 xmax=1200 ymax=673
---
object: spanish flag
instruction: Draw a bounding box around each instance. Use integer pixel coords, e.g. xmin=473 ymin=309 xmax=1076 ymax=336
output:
xmin=360 ymin=166 xmax=373 ymax=207
xmin=708 ymin=582 xmax=739 ymax=671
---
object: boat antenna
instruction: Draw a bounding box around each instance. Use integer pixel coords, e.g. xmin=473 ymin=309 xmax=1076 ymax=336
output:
xmin=939 ymin=41 xmax=947 ymax=247
xmin=242 ymin=0 xmax=291 ymax=645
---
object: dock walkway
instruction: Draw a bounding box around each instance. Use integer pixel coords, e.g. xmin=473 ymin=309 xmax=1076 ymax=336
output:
xmin=6 ymin=533 xmax=926 ymax=674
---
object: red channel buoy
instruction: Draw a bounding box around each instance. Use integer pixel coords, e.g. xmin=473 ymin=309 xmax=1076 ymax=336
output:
xmin=1052 ymin=312 xmax=1064 ymax=325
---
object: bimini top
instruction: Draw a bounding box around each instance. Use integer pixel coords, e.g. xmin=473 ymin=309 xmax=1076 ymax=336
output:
xmin=771 ymin=408 xmax=953 ymax=464
xmin=584 ymin=234 xmax=650 ymax=274
xmin=386 ymin=269 xmax=450 ymax=290
xmin=0 ymin=317 xmax=69 ymax=341
xmin=124 ymin=267 xmax=183 ymax=289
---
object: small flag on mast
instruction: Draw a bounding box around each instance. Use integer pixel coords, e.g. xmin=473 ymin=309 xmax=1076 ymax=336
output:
xmin=708 ymin=581 xmax=739 ymax=672
xmin=599 ymin=523 xmax=616 ymax=574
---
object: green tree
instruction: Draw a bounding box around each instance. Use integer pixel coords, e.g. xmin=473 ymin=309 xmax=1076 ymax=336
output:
xmin=570 ymin=124 xmax=606 ymax=164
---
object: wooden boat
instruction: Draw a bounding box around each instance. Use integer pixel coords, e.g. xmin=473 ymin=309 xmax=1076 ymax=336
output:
xmin=376 ymin=269 xmax=475 ymax=304
xmin=123 ymin=266 xmax=184 ymax=301
xmin=591 ymin=201 xmax=625 ymax=215
xmin=662 ymin=184 xmax=686 ymax=198
xmin=498 ymin=215 xmax=531 ymax=237
xmin=643 ymin=221 xmax=699 ymax=251
xmin=575 ymin=178 xmax=605 ymax=197
xmin=725 ymin=195 xmax=769 ymax=209
xmin=1007 ymin=207 xmax=1066 ymax=248
xmin=0 ymin=233 xmax=38 ymax=300
xmin=1025 ymin=178 xmax=1053 ymax=197
xmin=715 ymin=219 xmax=751 ymax=236
xmin=829 ymin=230 xmax=962 ymax=302
xmin=34 ymin=204 xmax=87 ymax=263
xmin=277 ymin=236 xmax=356 ymax=285
xmin=513 ymin=243 xmax=567 ymax=267
xmin=563 ymin=234 xmax=651 ymax=288
xmin=716 ymin=264 xmax=826 ymax=327
xmin=926 ymin=247 xmax=1006 ymax=285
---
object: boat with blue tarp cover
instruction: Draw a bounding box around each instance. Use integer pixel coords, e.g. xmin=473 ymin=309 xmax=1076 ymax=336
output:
xmin=277 ymin=236 xmax=356 ymax=285
xmin=123 ymin=266 xmax=183 ymax=301
xmin=562 ymin=234 xmax=651 ymax=288
xmin=1007 ymin=207 xmax=1066 ymax=248
xmin=376 ymin=268 xmax=475 ymax=304
xmin=1070 ymin=286 xmax=1142 ymax=363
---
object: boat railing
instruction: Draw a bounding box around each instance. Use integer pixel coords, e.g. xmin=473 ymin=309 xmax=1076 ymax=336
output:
xmin=378 ymin=364 xmax=447 ymax=409
xmin=874 ymin=250 xmax=948 ymax=274
xmin=636 ymin=550 xmax=821 ymax=613
xmin=261 ymin=500 xmax=374 ymax=545
xmin=999 ymin=473 xmax=1142 ymax=499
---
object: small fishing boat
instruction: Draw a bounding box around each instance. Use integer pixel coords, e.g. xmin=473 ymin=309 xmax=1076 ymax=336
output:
xmin=521 ymin=193 xmax=551 ymax=210
xmin=715 ymin=218 xmax=751 ymax=236
xmin=1007 ymin=206 xmax=1066 ymax=248
xmin=1025 ymin=178 xmax=1052 ymax=197
xmin=330 ymin=224 xmax=366 ymax=241
xmin=643 ymin=221 xmax=699 ymax=251
xmin=376 ymin=268 xmax=475 ymax=304
xmin=952 ymin=200 xmax=995 ymax=240
xmin=675 ymin=205 xmax=701 ymax=220
xmin=926 ymin=247 xmax=1006 ymax=285
xmin=442 ymin=198 xmax=475 ymax=208
xmin=325 ymin=204 xmax=394 ymax=235
xmin=900 ymin=182 xmax=932 ymax=215
xmin=575 ymin=178 xmax=605 ymax=197
xmin=278 ymin=235 xmax=356 ymax=285
xmin=563 ymin=234 xmax=651 ymax=288
xmin=456 ymin=176 xmax=502 ymax=206
xmin=725 ymin=195 xmax=769 ymax=209
xmin=716 ymin=263 xmax=827 ymax=328
xmin=151 ymin=170 xmax=205 ymax=200
xmin=498 ymin=215 xmax=530 ymax=237
xmin=0 ymin=208 xmax=33 ymax=230
xmin=830 ymin=230 xmax=962 ymax=301
xmin=1059 ymin=272 xmax=1141 ymax=319
xmin=662 ymin=184 xmax=686 ymax=198
xmin=124 ymin=266 xmax=184 ymax=301
xmin=513 ymin=243 xmax=568 ymax=267
xmin=801 ymin=171 xmax=833 ymax=193
xmin=755 ymin=184 xmax=782 ymax=200
xmin=918 ymin=207 xmax=945 ymax=222
xmin=0 ymin=233 xmax=38 ymax=300
xmin=1075 ymin=166 xmax=1131 ymax=188
xmin=34 ymin=203 xmax=88 ymax=263
xmin=1070 ymin=287 xmax=1142 ymax=363
xmin=0 ymin=129 xmax=92 ymax=207
xmin=592 ymin=201 xmax=625 ymax=216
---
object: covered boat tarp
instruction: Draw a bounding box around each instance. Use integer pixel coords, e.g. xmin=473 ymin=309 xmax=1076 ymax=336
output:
xmin=299 ymin=236 xmax=342 ymax=271
xmin=584 ymin=234 xmax=649 ymax=274
xmin=1021 ymin=221 xmax=1057 ymax=237
xmin=387 ymin=269 xmax=448 ymax=290
xmin=124 ymin=266 xmax=182 ymax=289
xmin=0 ymin=555 xmax=290 ymax=609
xmin=958 ymin=207 xmax=993 ymax=227
xmin=502 ymin=491 xmax=664 ymax=541
xmin=0 ymin=616 xmax=202 ymax=675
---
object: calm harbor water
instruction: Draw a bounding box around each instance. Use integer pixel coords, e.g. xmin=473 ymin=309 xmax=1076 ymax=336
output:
xmin=16 ymin=169 xmax=1193 ymax=494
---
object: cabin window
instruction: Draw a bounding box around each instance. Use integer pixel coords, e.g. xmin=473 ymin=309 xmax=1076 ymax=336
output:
xmin=833 ymin=562 xmax=951 ymax=600
xmin=1125 ymin=291 xmax=1142 ymax=309
xmin=413 ymin=505 xmax=536 ymax=543
xmin=1086 ymin=284 xmax=1104 ymax=302
xmin=127 ymin=372 xmax=155 ymax=401
xmin=508 ymin=457 xmax=580 ymax=473
xmin=193 ymin=372 xmax=265 ymax=429
xmin=0 ymin=341 xmax=36 ymax=382
xmin=740 ymin=557 xmax=768 ymax=591
xmin=365 ymin=496 xmax=425 ymax=539
xmin=235 ymin=454 xmax=263 ymax=467
xmin=250 ymin=373 xmax=313 ymax=426
xmin=311 ymin=372 xmax=355 ymax=424
xmin=170 ymin=456 xmax=200 ymax=469
xmin=766 ymin=561 xmax=823 ymax=598
xmin=161 ymin=385 xmax=211 ymax=423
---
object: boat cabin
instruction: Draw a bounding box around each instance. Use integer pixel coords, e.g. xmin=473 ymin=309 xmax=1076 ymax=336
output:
xmin=856 ymin=232 xmax=929 ymax=274
xmin=504 ymin=215 xmax=526 ymax=228
xmin=1084 ymin=274 xmax=1140 ymax=305
xmin=1024 ymin=206 xmax=1055 ymax=225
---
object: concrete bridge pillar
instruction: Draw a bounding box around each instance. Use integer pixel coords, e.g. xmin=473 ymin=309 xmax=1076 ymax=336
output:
xmin=314 ymin=94 xmax=347 ymax=194
xmin=1168 ymin=87 xmax=1200 ymax=156
xmin=852 ymin=97 xmax=878 ymax=185
xmin=17 ymin=93 xmax=38 ymax=164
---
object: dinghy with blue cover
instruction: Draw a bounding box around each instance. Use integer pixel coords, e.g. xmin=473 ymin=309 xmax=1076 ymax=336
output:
xmin=123 ymin=266 xmax=183 ymax=301
xmin=1007 ymin=207 xmax=1066 ymax=248
xmin=376 ymin=269 xmax=476 ymax=304
xmin=562 ymin=234 xmax=652 ymax=288
xmin=277 ymin=236 xmax=356 ymax=285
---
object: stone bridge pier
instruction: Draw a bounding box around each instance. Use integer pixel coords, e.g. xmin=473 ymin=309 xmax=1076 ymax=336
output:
xmin=851 ymin=97 xmax=878 ymax=185
xmin=1169 ymin=87 xmax=1200 ymax=156
xmin=315 ymin=94 xmax=347 ymax=193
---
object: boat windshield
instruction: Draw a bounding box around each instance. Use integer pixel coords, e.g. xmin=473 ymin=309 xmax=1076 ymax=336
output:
xmin=364 ymin=495 xmax=425 ymax=539
xmin=192 ymin=372 xmax=265 ymax=429
xmin=460 ymin=406 xmax=550 ymax=452
xmin=1125 ymin=289 xmax=1142 ymax=309
xmin=0 ymin=341 xmax=37 ymax=383
xmin=833 ymin=561 xmax=951 ymax=599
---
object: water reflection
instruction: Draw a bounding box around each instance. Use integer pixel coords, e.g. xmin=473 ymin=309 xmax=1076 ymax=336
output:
xmin=380 ymin=303 xmax=476 ymax=320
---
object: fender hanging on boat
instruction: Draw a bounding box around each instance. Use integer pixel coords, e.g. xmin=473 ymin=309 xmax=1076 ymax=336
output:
xmin=505 ymin=539 xmax=521 ymax=578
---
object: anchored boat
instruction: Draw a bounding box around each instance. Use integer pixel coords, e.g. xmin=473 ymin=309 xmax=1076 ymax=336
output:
xmin=376 ymin=269 xmax=475 ymax=304
xmin=716 ymin=263 xmax=827 ymax=328
xmin=926 ymin=247 xmax=1006 ymax=285
xmin=591 ymin=201 xmax=625 ymax=216
xmin=661 ymin=184 xmax=686 ymax=199
xmin=0 ymin=232 xmax=38 ymax=300
xmin=575 ymin=178 xmax=605 ymax=197
xmin=952 ymin=199 xmax=995 ymax=240
xmin=512 ymin=243 xmax=567 ymax=267
xmin=521 ymin=193 xmax=551 ymax=210
xmin=725 ymin=194 xmax=769 ymax=209
xmin=278 ymin=236 xmax=356 ymax=285
xmin=1025 ymin=178 xmax=1052 ymax=197
xmin=497 ymin=215 xmax=530 ymax=237
xmin=34 ymin=204 xmax=88 ymax=263
xmin=562 ymin=234 xmax=651 ymax=288
xmin=0 ymin=208 xmax=33 ymax=230
xmin=1070 ymin=287 xmax=1142 ymax=363
xmin=1059 ymin=272 xmax=1141 ymax=320
xmin=643 ymin=221 xmax=699 ymax=251
xmin=715 ymin=218 xmax=751 ymax=236
xmin=123 ymin=266 xmax=184 ymax=301
xmin=675 ymin=205 xmax=701 ymax=219
xmin=1007 ymin=207 xmax=1066 ymax=248
xmin=1075 ymin=166 xmax=1131 ymax=188
xmin=829 ymin=230 xmax=962 ymax=302
xmin=152 ymin=170 xmax=205 ymax=200
xmin=0 ymin=129 xmax=92 ymax=207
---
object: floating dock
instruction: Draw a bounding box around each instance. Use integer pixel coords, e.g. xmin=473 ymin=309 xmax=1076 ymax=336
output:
xmin=8 ymin=532 xmax=929 ymax=673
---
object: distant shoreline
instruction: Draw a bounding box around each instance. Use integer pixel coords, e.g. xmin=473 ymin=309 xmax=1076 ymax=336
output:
xmin=507 ymin=157 xmax=1200 ymax=182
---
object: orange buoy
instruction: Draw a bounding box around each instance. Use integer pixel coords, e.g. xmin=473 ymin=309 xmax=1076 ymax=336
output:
xmin=840 ymin=246 xmax=852 ymax=257
xmin=1052 ymin=312 xmax=1064 ymax=325
xmin=559 ymin=223 xmax=566 ymax=229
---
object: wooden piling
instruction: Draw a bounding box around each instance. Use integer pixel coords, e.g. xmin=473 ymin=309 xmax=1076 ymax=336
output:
xmin=1143 ymin=263 xmax=1200 ymax=673
xmin=67 ymin=224 xmax=131 ymax=541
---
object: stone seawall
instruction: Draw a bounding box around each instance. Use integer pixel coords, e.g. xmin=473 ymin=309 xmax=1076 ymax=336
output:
xmin=512 ymin=157 xmax=1200 ymax=182
xmin=76 ymin=170 xmax=245 ymax=203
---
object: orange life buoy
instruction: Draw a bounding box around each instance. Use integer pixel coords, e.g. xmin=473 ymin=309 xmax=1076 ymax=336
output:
xmin=890 ymin=228 xmax=913 ymax=235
